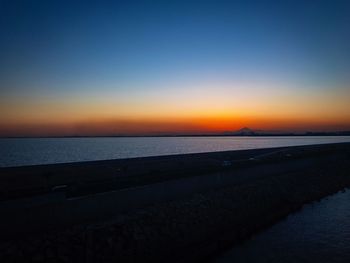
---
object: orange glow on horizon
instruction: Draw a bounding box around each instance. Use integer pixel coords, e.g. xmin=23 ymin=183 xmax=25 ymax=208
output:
xmin=1 ymin=113 xmax=350 ymax=137
xmin=1 ymin=80 xmax=350 ymax=136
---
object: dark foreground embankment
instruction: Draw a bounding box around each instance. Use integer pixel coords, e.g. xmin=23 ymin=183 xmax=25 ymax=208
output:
xmin=1 ymin=143 xmax=350 ymax=262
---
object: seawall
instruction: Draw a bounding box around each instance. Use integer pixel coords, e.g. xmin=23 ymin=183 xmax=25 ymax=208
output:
xmin=1 ymin=143 xmax=350 ymax=262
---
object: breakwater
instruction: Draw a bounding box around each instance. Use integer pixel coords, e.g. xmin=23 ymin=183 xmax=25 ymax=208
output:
xmin=1 ymin=143 xmax=350 ymax=262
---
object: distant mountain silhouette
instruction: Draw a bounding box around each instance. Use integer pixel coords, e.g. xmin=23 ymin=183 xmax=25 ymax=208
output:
xmin=223 ymin=127 xmax=292 ymax=136
xmin=222 ymin=127 xmax=350 ymax=137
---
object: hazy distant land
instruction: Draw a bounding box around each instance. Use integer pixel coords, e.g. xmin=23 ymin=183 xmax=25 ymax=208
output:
xmin=1 ymin=127 xmax=350 ymax=138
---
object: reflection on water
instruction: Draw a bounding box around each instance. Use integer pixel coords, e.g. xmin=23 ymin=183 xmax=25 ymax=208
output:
xmin=1 ymin=136 xmax=350 ymax=167
xmin=216 ymin=189 xmax=350 ymax=263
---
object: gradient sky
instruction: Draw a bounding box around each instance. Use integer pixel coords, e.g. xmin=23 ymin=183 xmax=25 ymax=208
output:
xmin=1 ymin=0 xmax=350 ymax=136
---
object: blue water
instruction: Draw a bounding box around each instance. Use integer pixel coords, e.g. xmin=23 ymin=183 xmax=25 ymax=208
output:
xmin=1 ymin=136 xmax=350 ymax=167
xmin=216 ymin=189 xmax=350 ymax=263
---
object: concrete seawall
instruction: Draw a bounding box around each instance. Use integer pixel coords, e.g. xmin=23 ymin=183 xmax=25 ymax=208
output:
xmin=1 ymin=143 xmax=343 ymax=199
xmin=1 ymin=143 xmax=350 ymax=262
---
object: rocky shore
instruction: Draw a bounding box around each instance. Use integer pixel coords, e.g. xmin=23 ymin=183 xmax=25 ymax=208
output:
xmin=1 ymin=143 xmax=350 ymax=262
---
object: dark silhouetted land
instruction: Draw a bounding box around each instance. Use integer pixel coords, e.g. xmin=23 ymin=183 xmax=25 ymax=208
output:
xmin=0 ymin=143 xmax=350 ymax=262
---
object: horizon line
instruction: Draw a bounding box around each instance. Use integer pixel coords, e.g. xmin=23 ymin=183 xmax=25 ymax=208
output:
xmin=2 ymin=130 xmax=350 ymax=139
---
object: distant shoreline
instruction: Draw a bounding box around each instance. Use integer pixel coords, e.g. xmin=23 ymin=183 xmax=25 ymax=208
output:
xmin=2 ymin=132 xmax=350 ymax=139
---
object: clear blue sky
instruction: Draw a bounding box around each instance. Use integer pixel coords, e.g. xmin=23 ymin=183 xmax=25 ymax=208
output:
xmin=1 ymin=0 xmax=350 ymax=135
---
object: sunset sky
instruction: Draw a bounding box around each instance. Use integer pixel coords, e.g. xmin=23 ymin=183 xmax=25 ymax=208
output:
xmin=1 ymin=0 xmax=350 ymax=136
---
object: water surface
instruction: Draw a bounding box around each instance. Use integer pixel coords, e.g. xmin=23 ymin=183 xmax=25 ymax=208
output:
xmin=216 ymin=189 xmax=350 ymax=263
xmin=1 ymin=136 xmax=350 ymax=167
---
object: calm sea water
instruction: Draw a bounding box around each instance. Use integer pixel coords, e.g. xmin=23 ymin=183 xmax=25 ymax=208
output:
xmin=216 ymin=189 xmax=350 ymax=263
xmin=1 ymin=136 xmax=350 ymax=167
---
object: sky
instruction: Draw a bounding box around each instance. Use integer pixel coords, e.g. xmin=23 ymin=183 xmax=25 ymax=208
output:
xmin=0 ymin=0 xmax=350 ymax=136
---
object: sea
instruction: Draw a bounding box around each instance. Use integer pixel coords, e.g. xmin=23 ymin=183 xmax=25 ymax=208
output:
xmin=216 ymin=189 xmax=350 ymax=263
xmin=1 ymin=136 xmax=350 ymax=167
